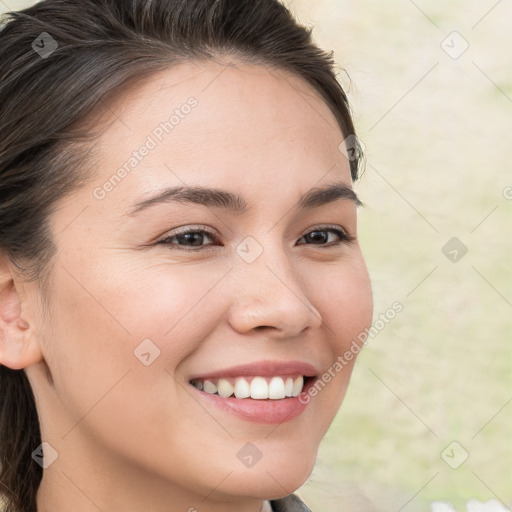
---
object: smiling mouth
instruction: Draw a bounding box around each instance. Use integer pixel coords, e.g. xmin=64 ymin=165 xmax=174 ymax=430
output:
xmin=189 ymin=375 xmax=312 ymax=400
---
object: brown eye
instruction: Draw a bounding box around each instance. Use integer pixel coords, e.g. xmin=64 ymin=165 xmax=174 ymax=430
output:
xmin=297 ymin=226 xmax=355 ymax=247
xmin=157 ymin=228 xmax=219 ymax=251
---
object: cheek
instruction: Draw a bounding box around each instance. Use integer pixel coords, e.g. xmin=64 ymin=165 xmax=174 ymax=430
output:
xmin=113 ymin=261 xmax=232 ymax=366
xmin=313 ymin=255 xmax=373 ymax=353
xmin=68 ymin=256 xmax=229 ymax=354
xmin=41 ymin=261 xmax=226 ymax=474
xmin=41 ymin=260 xmax=220 ymax=421
xmin=114 ymin=256 xmax=227 ymax=316
xmin=294 ymin=254 xmax=372 ymax=427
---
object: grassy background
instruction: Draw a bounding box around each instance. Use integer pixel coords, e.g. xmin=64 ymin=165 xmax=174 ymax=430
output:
xmin=1 ymin=1 xmax=511 ymax=511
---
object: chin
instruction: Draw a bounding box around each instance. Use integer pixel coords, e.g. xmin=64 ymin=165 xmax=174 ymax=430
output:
xmin=217 ymin=443 xmax=318 ymax=501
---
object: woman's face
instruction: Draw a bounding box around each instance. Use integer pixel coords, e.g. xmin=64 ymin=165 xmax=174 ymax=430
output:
xmin=26 ymin=59 xmax=373 ymax=507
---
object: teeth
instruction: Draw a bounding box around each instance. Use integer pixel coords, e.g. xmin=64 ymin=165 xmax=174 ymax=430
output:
xmin=285 ymin=377 xmax=294 ymax=397
xmin=268 ymin=376 xmax=286 ymax=399
xmin=217 ymin=378 xmax=234 ymax=398
xmin=234 ymin=377 xmax=251 ymax=399
xmin=192 ymin=375 xmax=308 ymax=400
xmin=292 ymin=376 xmax=303 ymax=397
xmin=203 ymin=380 xmax=217 ymax=394
xmin=250 ymin=377 xmax=268 ymax=399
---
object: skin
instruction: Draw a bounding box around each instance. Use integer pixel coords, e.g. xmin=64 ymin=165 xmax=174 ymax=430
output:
xmin=0 ymin=58 xmax=373 ymax=512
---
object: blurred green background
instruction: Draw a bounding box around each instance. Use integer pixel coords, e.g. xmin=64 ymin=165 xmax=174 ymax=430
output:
xmin=1 ymin=1 xmax=511 ymax=511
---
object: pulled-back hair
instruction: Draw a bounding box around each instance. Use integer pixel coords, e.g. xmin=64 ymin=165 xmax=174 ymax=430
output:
xmin=0 ymin=1 xmax=362 ymax=510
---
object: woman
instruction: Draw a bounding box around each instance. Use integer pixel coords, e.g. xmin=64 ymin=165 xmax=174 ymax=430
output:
xmin=0 ymin=1 xmax=373 ymax=511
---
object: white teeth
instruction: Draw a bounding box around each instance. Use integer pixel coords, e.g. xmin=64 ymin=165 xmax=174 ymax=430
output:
xmin=292 ymin=376 xmax=303 ymax=397
xmin=203 ymin=380 xmax=217 ymax=394
xmin=285 ymin=377 xmax=294 ymax=397
xmin=268 ymin=376 xmax=286 ymax=399
xmin=234 ymin=377 xmax=251 ymax=399
xmin=192 ymin=375 xmax=307 ymax=399
xmin=217 ymin=378 xmax=234 ymax=398
xmin=250 ymin=376 xmax=268 ymax=399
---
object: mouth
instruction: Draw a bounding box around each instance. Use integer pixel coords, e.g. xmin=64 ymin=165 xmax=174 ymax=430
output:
xmin=187 ymin=361 xmax=318 ymax=424
xmin=189 ymin=375 xmax=312 ymax=400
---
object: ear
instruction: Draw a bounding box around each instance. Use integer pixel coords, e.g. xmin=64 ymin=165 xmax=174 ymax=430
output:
xmin=0 ymin=254 xmax=44 ymax=369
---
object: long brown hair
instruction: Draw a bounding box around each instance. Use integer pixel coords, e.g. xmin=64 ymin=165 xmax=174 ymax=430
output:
xmin=0 ymin=1 xmax=363 ymax=510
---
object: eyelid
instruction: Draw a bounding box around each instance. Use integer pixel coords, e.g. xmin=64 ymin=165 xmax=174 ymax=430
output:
xmin=305 ymin=223 xmax=354 ymax=240
xmin=163 ymin=224 xmax=216 ymax=237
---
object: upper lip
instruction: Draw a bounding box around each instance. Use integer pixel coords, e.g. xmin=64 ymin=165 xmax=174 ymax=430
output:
xmin=188 ymin=360 xmax=318 ymax=381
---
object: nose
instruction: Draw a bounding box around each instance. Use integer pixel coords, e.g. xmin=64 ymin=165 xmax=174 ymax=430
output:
xmin=227 ymin=245 xmax=323 ymax=339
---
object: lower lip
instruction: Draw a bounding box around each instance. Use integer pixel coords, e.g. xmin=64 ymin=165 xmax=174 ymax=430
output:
xmin=188 ymin=378 xmax=317 ymax=425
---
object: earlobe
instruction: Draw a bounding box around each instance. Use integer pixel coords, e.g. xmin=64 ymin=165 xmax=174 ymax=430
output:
xmin=0 ymin=257 xmax=44 ymax=370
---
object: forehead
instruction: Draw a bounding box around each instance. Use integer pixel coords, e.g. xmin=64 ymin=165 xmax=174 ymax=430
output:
xmin=80 ymin=59 xmax=352 ymax=216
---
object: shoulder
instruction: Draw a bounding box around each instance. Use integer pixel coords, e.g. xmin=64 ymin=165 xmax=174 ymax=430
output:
xmin=270 ymin=493 xmax=313 ymax=512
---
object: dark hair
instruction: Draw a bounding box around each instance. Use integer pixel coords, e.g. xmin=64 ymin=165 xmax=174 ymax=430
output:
xmin=0 ymin=1 xmax=363 ymax=510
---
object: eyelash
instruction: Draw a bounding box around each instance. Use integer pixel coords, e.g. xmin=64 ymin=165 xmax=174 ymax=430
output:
xmin=156 ymin=224 xmax=355 ymax=251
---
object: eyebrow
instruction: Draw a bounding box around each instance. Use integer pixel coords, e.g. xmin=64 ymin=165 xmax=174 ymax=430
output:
xmin=126 ymin=182 xmax=362 ymax=217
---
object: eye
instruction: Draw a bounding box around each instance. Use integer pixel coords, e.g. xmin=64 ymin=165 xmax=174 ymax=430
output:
xmin=297 ymin=225 xmax=355 ymax=247
xmin=156 ymin=225 xmax=219 ymax=251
